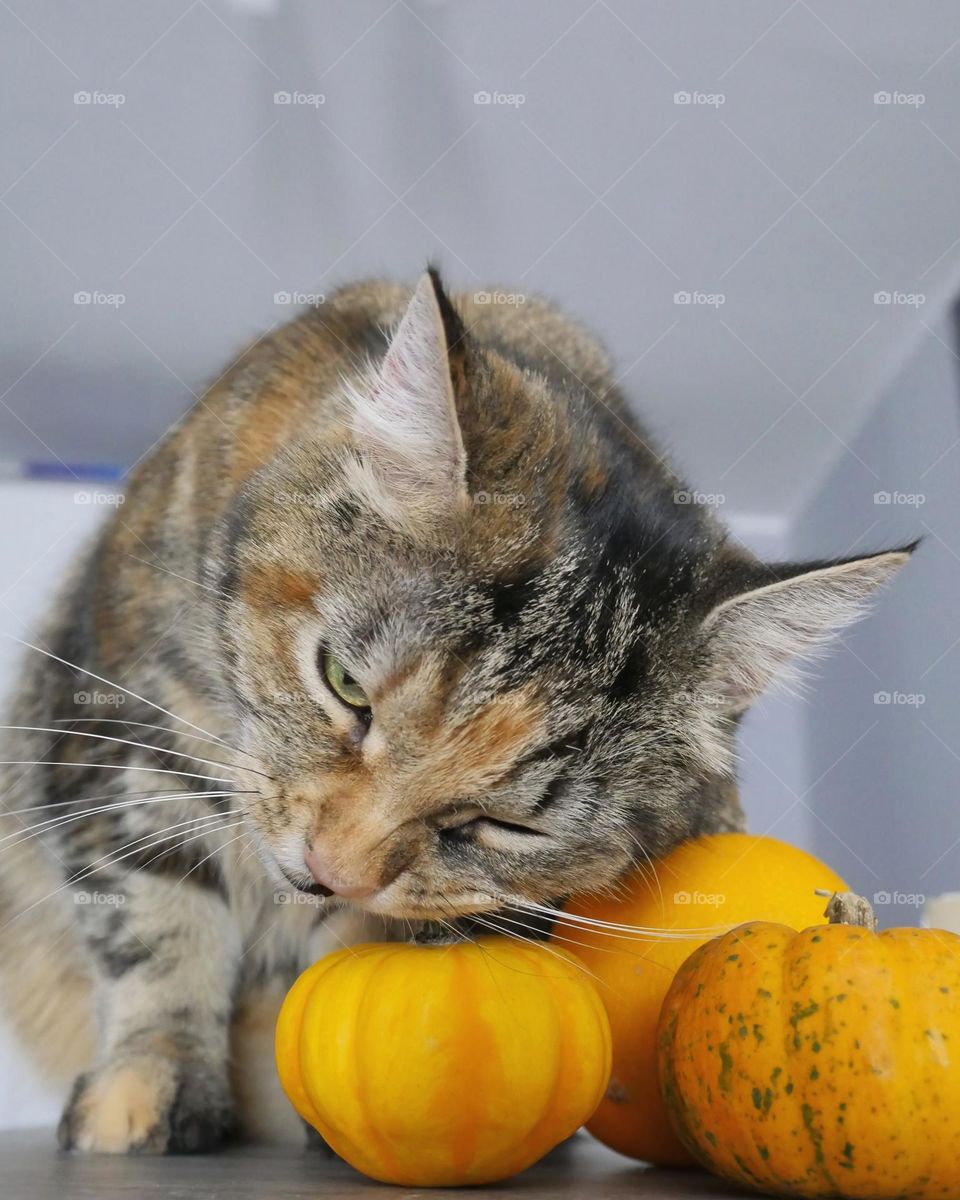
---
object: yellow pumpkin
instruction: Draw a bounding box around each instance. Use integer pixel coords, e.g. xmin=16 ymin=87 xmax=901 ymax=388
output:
xmin=562 ymin=833 xmax=846 ymax=1165
xmin=658 ymin=892 xmax=960 ymax=1198
xmin=275 ymin=937 xmax=612 ymax=1186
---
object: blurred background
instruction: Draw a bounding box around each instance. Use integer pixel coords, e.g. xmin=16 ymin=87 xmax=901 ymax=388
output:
xmin=2 ymin=0 xmax=960 ymax=1126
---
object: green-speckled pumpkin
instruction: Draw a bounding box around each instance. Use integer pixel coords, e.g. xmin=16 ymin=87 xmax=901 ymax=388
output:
xmin=657 ymin=892 xmax=960 ymax=1198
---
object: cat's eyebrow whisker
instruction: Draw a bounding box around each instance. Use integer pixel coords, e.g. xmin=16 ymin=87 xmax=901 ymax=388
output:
xmin=0 ymin=726 xmax=274 ymax=783
xmin=3 ymin=635 xmax=237 ymax=751
xmin=50 ymin=718 xmax=261 ymax=764
xmin=0 ymin=761 xmax=239 ymax=786
xmin=0 ymin=791 xmax=241 ymax=850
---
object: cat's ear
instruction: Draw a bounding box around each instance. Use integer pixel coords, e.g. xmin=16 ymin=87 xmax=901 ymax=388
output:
xmin=348 ymin=271 xmax=467 ymax=525
xmin=700 ymin=545 xmax=915 ymax=713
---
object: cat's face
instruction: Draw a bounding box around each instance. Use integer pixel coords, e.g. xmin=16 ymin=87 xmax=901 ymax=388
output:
xmin=220 ymin=273 xmax=909 ymax=920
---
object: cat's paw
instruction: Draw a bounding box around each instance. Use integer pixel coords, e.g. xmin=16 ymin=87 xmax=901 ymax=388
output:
xmin=58 ymin=1056 xmax=235 ymax=1154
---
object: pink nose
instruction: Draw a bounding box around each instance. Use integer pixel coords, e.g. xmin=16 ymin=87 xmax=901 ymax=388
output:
xmin=304 ymin=845 xmax=379 ymax=899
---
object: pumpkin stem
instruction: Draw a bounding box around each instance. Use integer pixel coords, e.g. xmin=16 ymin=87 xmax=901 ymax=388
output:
xmin=814 ymin=889 xmax=878 ymax=930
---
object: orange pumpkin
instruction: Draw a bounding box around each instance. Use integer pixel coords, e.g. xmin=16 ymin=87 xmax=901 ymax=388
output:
xmin=658 ymin=892 xmax=960 ymax=1198
xmin=275 ymin=937 xmax=611 ymax=1186
xmin=562 ymin=833 xmax=846 ymax=1164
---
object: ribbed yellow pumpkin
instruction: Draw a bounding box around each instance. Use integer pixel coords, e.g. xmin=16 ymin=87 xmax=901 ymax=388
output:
xmin=275 ymin=937 xmax=612 ymax=1186
xmin=562 ymin=833 xmax=847 ymax=1165
xmin=658 ymin=893 xmax=960 ymax=1198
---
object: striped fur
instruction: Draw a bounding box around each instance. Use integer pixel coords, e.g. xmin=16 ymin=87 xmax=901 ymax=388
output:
xmin=0 ymin=271 xmax=909 ymax=1153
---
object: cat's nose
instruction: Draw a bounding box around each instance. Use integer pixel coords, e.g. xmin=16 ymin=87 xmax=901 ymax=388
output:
xmin=303 ymin=844 xmax=379 ymax=899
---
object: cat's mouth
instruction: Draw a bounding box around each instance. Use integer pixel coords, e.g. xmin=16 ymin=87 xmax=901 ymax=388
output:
xmin=280 ymin=867 xmax=334 ymax=899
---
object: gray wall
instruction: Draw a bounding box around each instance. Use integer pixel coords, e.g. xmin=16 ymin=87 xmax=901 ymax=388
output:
xmin=795 ymin=313 xmax=960 ymax=921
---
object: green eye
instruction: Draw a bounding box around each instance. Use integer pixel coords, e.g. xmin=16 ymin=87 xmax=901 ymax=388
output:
xmin=321 ymin=651 xmax=370 ymax=710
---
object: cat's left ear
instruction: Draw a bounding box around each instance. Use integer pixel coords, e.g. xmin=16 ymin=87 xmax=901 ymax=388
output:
xmin=348 ymin=270 xmax=468 ymax=526
xmin=700 ymin=545 xmax=915 ymax=713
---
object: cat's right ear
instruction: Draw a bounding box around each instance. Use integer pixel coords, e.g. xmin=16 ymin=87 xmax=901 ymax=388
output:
xmin=699 ymin=545 xmax=915 ymax=714
xmin=346 ymin=272 xmax=468 ymax=528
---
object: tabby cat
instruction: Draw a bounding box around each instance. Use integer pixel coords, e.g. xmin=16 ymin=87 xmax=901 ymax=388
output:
xmin=0 ymin=270 xmax=909 ymax=1152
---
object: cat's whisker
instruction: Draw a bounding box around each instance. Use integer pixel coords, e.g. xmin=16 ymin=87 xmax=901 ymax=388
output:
xmin=0 ymin=760 xmax=239 ymax=786
xmin=507 ymin=898 xmax=729 ymax=939
xmin=468 ymin=913 xmax=605 ymax=986
xmin=82 ymin=818 xmax=246 ymax=891
xmin=4 ymin=635 xmax=239 ymax=751
xmin=490 ymin=910 xmax=643 ymax=959
xmin=172 ymin=828 xmax=249 ymax=888
xmin=0 ymin=726 xmax=274 ymax=783
xmin=1 ymin=785 xmax=232 ymax=818
xmin=50 ymin=718 xmax=261 ymax=764
xmin=0 ymin=791 xmax=243 ymax=851
xmin=0 ymin=814 xmax=239 ymax=935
